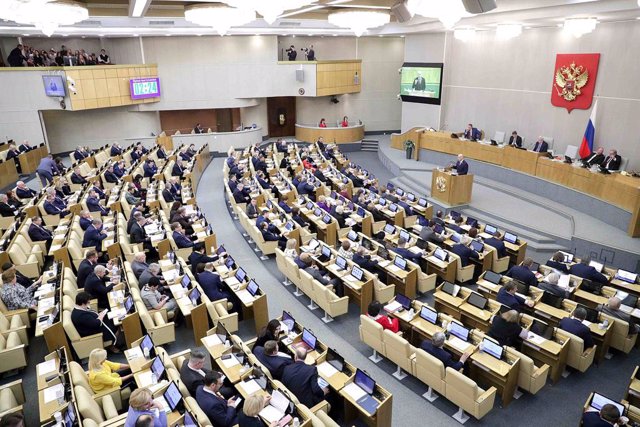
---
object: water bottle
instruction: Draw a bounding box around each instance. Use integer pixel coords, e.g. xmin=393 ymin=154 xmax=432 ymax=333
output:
xmin=292 ymin=417 xmax=300 ymax=427
xmin=225 ymin=339 xmax=231 ymax=348
xmin=151 ymin=372 xmax=158 ymax=385
xmin=143 ymin=346 xmax=150 ymax=359
xmin=53 ymin=412 xmax=63 ymax=426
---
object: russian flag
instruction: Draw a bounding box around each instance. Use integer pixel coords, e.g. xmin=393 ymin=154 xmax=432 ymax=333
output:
xmin=579 ymin=100 xmax=598 ymax=159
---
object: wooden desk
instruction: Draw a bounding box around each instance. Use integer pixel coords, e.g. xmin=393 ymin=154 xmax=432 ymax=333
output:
xmin=38 ymin=383 xmax=67 ymax=423
xmin=501 ymin=146 xmax=546 ymax=176
xmin=0 ymin=159 xmax=19 ymax=189
xmin=341 ymin=379 xmax=392 ymax=427
xmin=431 ymin=169 xmax=473 ymax=206
xmin=18 ymin=146 xmax=48 ymax=174
xmin=295 ymin=124 xmax=365 ymax=145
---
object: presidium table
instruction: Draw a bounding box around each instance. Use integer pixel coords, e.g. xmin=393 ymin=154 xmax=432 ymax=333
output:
xmin=431 ymin=169 xmax=473 ymax=206
xmin=391 ymin=128 xmax=640 ymax=237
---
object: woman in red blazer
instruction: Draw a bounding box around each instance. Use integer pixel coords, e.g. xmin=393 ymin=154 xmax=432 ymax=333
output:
xmin=341 ymin=116 xmax=349 ymax=127
xmin=319 ymin=118 xmax=327 ymax=128
xmin=367 ymin=301 xmax=399 ymax=333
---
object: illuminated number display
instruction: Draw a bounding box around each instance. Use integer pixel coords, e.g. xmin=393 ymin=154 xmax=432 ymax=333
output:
xmin=129 ymin=78 xmax=161 ymax=100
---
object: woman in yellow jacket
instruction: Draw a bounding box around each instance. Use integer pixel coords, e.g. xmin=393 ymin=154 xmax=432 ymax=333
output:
xmin=88 ymin=348 xmax=135 ymax=392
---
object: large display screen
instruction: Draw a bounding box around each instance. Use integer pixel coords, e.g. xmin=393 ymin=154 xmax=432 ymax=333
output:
xmin=400 ymin=62 xmax=443 ymax=105
xmin=43 ymin=75 xmax=66 ymax=97
xmin=130 ymin=77 xmax=161 ymax=99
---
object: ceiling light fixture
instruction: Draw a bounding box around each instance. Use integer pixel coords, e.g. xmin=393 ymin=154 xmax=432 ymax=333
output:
xmin=184 ymin=4 xmax=256 ymax=36
xmin=0 ymin=0 xmax=88 ymax=37
xmin=563 ymin=17 xmax=597 ymax=38
xmin=406 ymin=0 xmax=470 ymax=29
xmin=496 ymin=23 xmax=522 ymax=39
xmin=220 ymin=0 xmax=315 ymax=25
xmin=454 ymin=28 xmax=476 ymax=41
xmin=328 ymin=10 xmax=390 ymax=37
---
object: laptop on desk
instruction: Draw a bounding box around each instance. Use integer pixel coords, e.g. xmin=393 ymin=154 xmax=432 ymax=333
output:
xmin=315 ymin=245 xmax=332 ymax=263
xmin=347 ymin=369 xmax=379 ymax=415
xmin=292 ymin=328 xmax=317 ymax=353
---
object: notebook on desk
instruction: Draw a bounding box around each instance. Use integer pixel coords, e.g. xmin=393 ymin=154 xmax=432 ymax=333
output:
xmin=344 ymin=369 xmax=379 ymax=415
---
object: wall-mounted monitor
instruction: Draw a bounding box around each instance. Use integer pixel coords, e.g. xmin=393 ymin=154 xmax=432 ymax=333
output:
xmin=400 ymin=62 xmax=443 ymax=105
xmin=43 ymin=75 xmax=66 ymax=97
xmin=130 ymin=77 xmax=161 ymax=99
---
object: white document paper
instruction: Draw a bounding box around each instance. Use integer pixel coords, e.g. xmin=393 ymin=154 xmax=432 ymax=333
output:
xmin=202 ymin=334 xmax=223 ymax=347
xmin=138 ymin=371 xmax=153 ymax=387
xmin=259 ymin=405 xmax=285 ymax=424
xmin=126 ymin=347 xmax=144 ymax=360
xmin=384 ymin=301 xmax=402 ymax=313
xmin=342 ymin=382 xmax=367 ymax=401
xmin=221 ymin=355 xmax=240 ymax=368
xmin=448 ymin=336 xmax=470 ymax=352
xmin=238 ymin=379 xmax=262 ymax=395
xmin=527 ymin=333 xmax=547 ymax=345
xmin=43 ymin=383 xmax=65 ymax=403
xmin=236 ymin=290 xmax=254 ymax=304
xmin=37 ymin=359 xmax=57 ymax=376
xmin=317 ymin=361 xmax=339 ymax=378
xmin=557 ymin=274 xmax=571 ymax=289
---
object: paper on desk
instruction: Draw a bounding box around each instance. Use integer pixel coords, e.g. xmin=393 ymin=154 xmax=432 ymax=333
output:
xmin=259 ymin=405 xmax=285 ymax=424
xmin=126 ymin=347 xmax=144 ymax=360
xmin=557 ymin=275 xmax=571 ymax=289
xmin=342 ymin=382 xmax=367 ymax=401
xmin=138 ymin=371 xmax=153 ymax=387
xmin=384 ymin=301 xmax=402 ymax=313
xmin=221 ymin=355 xmax=240 ymax=368
xmin=202 ymin=334 xmax=223 ymax=347
xmin=107 ymin=309 xmax=125 ymax=319
xmin=527 ymin=333 xmax=546 ymax=345
xmin=38 ymin=297 xmax=55 ymax=310
xmin=37 ymin=359 xmax=57 ymax=376
xmin=582 ymin=320 xmax=592 ymax=327
xmin=238 ymin=379 xmax=262 ymax=395
xmin=317 ymin=362 xmax=339 ymax=378
xmin=43 ymin=383 xmax=65 ymax=403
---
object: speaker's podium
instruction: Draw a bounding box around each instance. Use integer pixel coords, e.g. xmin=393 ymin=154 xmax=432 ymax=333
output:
xmin=431 ymin=169 xmax=473 ymax=206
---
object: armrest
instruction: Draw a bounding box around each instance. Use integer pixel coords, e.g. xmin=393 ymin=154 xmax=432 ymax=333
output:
xmin=532 ymin=363 xmax=550 ymax=379
xmin=476 ymin=386 xmax=497 ymax=403
xmin=309 ymin=400 xmax=331 ymax=414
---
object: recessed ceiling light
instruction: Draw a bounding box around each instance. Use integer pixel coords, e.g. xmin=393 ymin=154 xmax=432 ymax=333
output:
xmin=22 ymin=34 xmax=30 ymax=36
xmin=333 ymin=34 xmax=338 ymax=36
xmin=378 ymin=34 xmax=383 ymax=37
xmin=81 ymin=36 xmax=86 ymax=38
xmin=308 ymin=34 xmax=313 ymax=36
xmin=133 ymin=33 xmax=139 ymax=36
xmin=400 ymin=35 xmax=405 ymax=37
xmin=99 ymin=34 xmax=105 ymax=37
xmin=165 ymin=34 xmax=171 ymax=36
xmin=292 ymin=34 xmax=296 ymax=37
xmin=557 ymin=24 xmax=563 ymax=27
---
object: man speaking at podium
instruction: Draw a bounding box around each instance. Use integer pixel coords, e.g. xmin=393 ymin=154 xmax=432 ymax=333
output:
xmin=450 ymin=154 xmax=469 ymax=175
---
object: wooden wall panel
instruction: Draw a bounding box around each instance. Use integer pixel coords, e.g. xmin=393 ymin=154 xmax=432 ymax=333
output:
xmin=159 ymin=108 xmax=241 ymax=135
xmin=315 ymin=60 xmax=361 ymax=97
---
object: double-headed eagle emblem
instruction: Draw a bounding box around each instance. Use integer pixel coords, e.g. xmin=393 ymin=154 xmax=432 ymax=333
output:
xmin=436 ymin=176 xmax=447 ymax=193
xmin=554 ymin=62 xmax=589 ymax=102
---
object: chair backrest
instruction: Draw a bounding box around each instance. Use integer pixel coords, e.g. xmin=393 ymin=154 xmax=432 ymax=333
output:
xmin=74 ymin=385 xmax=105 ymax=423
xmin=0 ymin=312 xmax=10 ymax=331
xmin=185 ymin=396 xmax=212 ymax=427
xmin=493 ymin=131 xmax=505 ymax=143
xmin=414 ymin=348 xmax=446 ymax=384
xmin=446 ymin=367 xmax=479 ymax=407
xmin=69 ymin=361 xmax=91 ymax=391
xmin=359 ymin=315 xmax=384 ymax=347
xmin=62 ymin=310 xmax=81 ymax=340
xmin=0 ymin=387 xmax=18 ymax=411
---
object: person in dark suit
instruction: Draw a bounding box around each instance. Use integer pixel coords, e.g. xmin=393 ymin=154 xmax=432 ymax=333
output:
xmin=259 ymin=221 xmax=281 ymax=243
xmin=73 ymin=147 xmax=88 ymax=161
xmin=420 ymin=332 xmax=471 ymax=370
xmin=15 ymin=181 xmax=36 ymax=199
xmin=505 ymin=257 xmax=537 ymax=288
xmin=452 ymin=154 xmax=469 ymax=175
xmin=171 ymin=207 xmax=195 ymax=235
xmin=508 ymin=131 xmax=522 ymax=148
xmin=253 ymin=340 xmax=293 ymax=380
xmin=245 ymin=199 xmax=259 ymax=219
xmin=581 ymin=147 xmax=604 ymax=166
xmin=198 ymin=264 xmax=235 ymax=310
xmin=172 ymin=222 xmax=195 ymax=248
xmin=598 ymin=297 xmax=639 ymax=335
xmin=0 ymin=195 xmax=15 ymax=217
xmin=188 ymin=243 xmax=219 ymax=275
xmin=162 ymin=187 xmax=176 ymax=203
xmin=110 ymin=143 xmax=122 ymax=156
xmin=77 ymin=250 xmax=100 ymax=289
xmin=569 ymin=258 xmax=608 ymax=284
xmin=419 ymin=220 xmax=445 ymax=244
xmin=179 ymin=147 xmax=193 ymax=161
xmin=535 ymin=272 xmax=572 ymax=298
xmin=78 ymin=210 xmax=93 ymax=231
xmin=129 ymin=212 xmax=150 ymax=245
xmin=156 ymin=145 xmax=168 ymax=159
xmin=84 ymin=265 xmax=115 ymax=310
xmin=232 ymin=184 xmax=250 ymax=204
xmin=497 ymin=281 xmax=534 ymax=311
xmin=71 ymin=292 xmax=120 ymax=353
xmin=581 ymin=404 xmax=623 ymax=427
xmin=483 ymin=231 xmax=507 ymax=258
xmin=166 ymin=177 xmax=182 ymax=200
xmin=488 ymin=309 xmax=527 ymax=347
xmin=143 ymin=160 xmax=157 ymax=178
xmin=463 ymin=124 xmax=481 ymax=141
xmin=194 ymin=123 xmax=204 ymax=134
xmin=291 ymin=207 xmax=308 ymax=227
xmin=180 ymin=349 xmax=213 ymax=397
xmin=281 ymin=348 xmax=328 ymax=408
xmin=83 ymin=218 xmax=108 ymax=252
xmin=113 ymin=161 xmax=126 ymax=178
xmin=87 ymin=190 xmax=109 ymax=216
xmin=196 ymin=372 xmax=239 ymax=427
xmin=130 ymin=147 xmax=143 ymax=163
xmin=559 ymin=307 xmax=595 ymax=348
xmin=28 ymin=216 xmax=53 ymax=246
xmin=532 ymin=137 xmax=548 ymax=153
xmin=451 ymin=236 xmax=479 ymax=268
xmin=18 ymin=141 xmax=32 ymax=152
xmin=545 ymin=251 xmax=570 ymax=274
xmin=104 ymin=166 xmax=119 ymax=184
xmin=70 ymin=167 xmax=88 ymax=185
xmin=394 ymin=237 xmax=425 ymax=261
xmin=411 ymin=72 xmax=426 ymax=91
xmin=172 ymin=161 xmax=184 ymax=177
xmin=44 ymin=193 xmax=69 ymax=217
xmin=6 ymin=144 xmax=22 ymax=173
xmin=600 ymin=149 xmax=621 ymax=171
xmin=296 ymin=177 xmax=315 ymax=198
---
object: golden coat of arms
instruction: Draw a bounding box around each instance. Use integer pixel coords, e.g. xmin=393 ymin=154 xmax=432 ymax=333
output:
xmin=436 ymin=176 xmax=447 ymax=193
xmin=554 ymin=62 xmax=589 ymax=102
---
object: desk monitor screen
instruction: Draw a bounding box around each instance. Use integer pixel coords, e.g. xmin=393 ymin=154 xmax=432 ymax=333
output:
xmin=434 ymin=248 xmax=448 ymax=262
xmin=483 ymin=270 xmax=502 ymax=285
xmin=396 ymin=188 xmax=405 ymax=196
xmin=389 ymin=203 xmax=398 ymax=212
xmin=386 ymin=183 xmax=394 ymax=190
xmin=140 ymin=335 xmax=155 ymax=358
xmin=378 ymin=198 xmax=387 ymax=206
xmin=361 ymin=239 xmax=372 ymax=251
xmin=393 ymin=255 xmax=407 ymax=271
xmin=351 ymin=265 xmax=364 ymax=281
xmin=407 ymin=193 xmax=416 ymax=202
xmin=383 ymin=224 xmax=395 ymax=235
xmin=541 ymin=291 xmax=563 ymax=308
xmin=342 ymin=177 xmax=349 ymax=184
xmin=560 ymin=251 xmax=574 ymax=263
xmin=395 ymin=293 xmax=411 ymax=310
xmin=434 ymin=224 xmax=444 ymax=234
xmin=589 ymin=260 xmax=604 ymax=273
xmin=326 ymin=348 xmax=345 ymax=372
xmin=235 ymin=268 xmax=247 ymax=283
xmin=615 ymin=269 xmax=638 ymax=284
xmin=467 ymin=292 xmax=487 ymax=310
xmin=151 ymin=356 xmax=165 ymax=380
xmin=336 ymin=256 xmax=347 ymax=270
xmin=578 ymin=304 xmax=600 ymax=323
xmin=322 ymin=214 xmax=332 ymax=224
xmin=482 ymin=338 xmax=503 ymax=360
xmin=216 ymin=245 xmax=226 ymax=256
xmin=282 ymin=311 xmax=295 ymax=331
xmin=484 ymin=224 xmax=497 ymax=235
xmin=163 ymin=381 xmax=183 ymax=412
xmin=400 ymin=63 xmax=443 ymax=105
xmin=504 ymin=232 xmax=518 ymax=244
xmin=181 ymin=274 xmax=192 ymax=289
xmin=225 ymin=256 xmax=235 ymax=269
xmin=321 ymin=245 xmax=331 ymax=259
xmin=267 ymin=199 xmax=274 ymax=208
xmin=64 ymin=403 xmax=77 ymax=427
xmin=531 ymin=319 xmax=554 ymax=340
xmin=589 ymin=392 xmax=626 ymax=416
xmin=450 ymin=234 xmax=461 ymax=243
xmin=247 ymin=279 xmax=259 ymax=297
xmin=183 ymin=411 xmax=198 ymax=427
xmin=124 ymin=296 xmax=134 ymax=313
xmin=466 ymin=217 xmax=477 ymax=227
xmin=449 ymin=321 xmax=469 ymax=342
xmin=399 ymin=230 xmax=411 ymax=242
xmin=450 ymin=210 xmax=461 ymax=219
xmin=471 ymin=240 xmax=484 ymax=253
xmin=354 ymin=369 xmax=376 ymax=395
xmin=347 ymin=230 xmax=358 ymax=242
xmin=418 ymin=198 xmax=427 ymax=207
xmin=285 ymin=221 xmax=294 ymax=231
xmin=357 ymin=207 xmax=366 ymax=217
xmin=189 ymin=288 xmax=201 ymax=306
xmin=313 ymin=208 xmax=322 ymax=217
xmin=527 ymin=262 xmax=540 ymax=273
xmin=420 ymin=306 xmax=438 ymax=324
xmin=306 ymin=201 xmax=314 ymax=210
xmin=302 ymin=328 xmax=317 ymax=351
xmin=416 ymin=238 xmax=428 ymax=250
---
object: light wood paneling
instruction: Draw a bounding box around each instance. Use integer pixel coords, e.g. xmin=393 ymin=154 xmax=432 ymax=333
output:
xmin=315 ymin=60 xmax=361 ymax=97
xmin=295 ymin=124 xmax=364 ymax=144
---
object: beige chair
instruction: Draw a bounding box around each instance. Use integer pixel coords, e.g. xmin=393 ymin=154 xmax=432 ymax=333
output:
xmin=600 ymin=313 xmax=637 ymax=354
xmin=7 ymin=245 xmax=40 ymax=278
xmin=69 ymin=361 xmax=129 ymax=412
xmin=445 ymin=367 xmax=496 ymax=423
xmin=450 ymin=252 xmax=474 ymax=284
xmin=62 ymin=310 xmax=108 ymax=360
xmin=508 ymin=348 xmax=549 ymax=396
xmin=136 ymin=300 xmax=176 ymax=346
xmin=383 ymin=329 xmax=415 ymax=380
xmin=74 ymin=385 xmax=118 ymax=425
xmin=205 ymin=300 xmax=239 ymax=333
xmin=0 ymin=299 xmax=31 ymax=329
xmin=0 ymin=329 xmax=27 ymax=374
xmin=315 ymin=282 xmax=349 ymax=323
xmin=359 ymin=315 xmax=385 ymax=363
xmin=185 ymin=396 xmax=213 ymax=427
xmin=275 ymin=249 xmax=292 ymax=286
xmin=0 ymin=380 xmax=24 ymax=418
xmin=0 ymin=311 xmax=27 ymax=346
xmin=413 ymin=348 xmax=446 ymax=402
xmin=489 ymin=247 xmax=510 ymax=273
xmin=556 ymin=329 xmax=595 ymax=373
xmin=299 ymin=269 xmax=319 ymax=311
xmin=372 ymin=277 xmax=395 ymax=304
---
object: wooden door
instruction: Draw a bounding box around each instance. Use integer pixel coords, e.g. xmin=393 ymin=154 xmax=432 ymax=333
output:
xmin=267 ymin=97 xmax=296 ymax=137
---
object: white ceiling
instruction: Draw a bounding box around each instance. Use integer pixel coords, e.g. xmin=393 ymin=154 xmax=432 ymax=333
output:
xmin=0 ymin=0 xmax=639 ymax=37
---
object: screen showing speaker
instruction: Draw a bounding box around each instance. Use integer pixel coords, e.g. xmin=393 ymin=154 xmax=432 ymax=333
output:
xmin=400 ymin=62 xmax=443 ymax=105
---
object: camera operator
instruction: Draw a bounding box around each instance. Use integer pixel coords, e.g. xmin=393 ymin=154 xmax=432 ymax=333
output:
xmin=286 ymin=45 xmax=297 ymax=61
xmin=301 ymin=45 xmax=315 ymax=61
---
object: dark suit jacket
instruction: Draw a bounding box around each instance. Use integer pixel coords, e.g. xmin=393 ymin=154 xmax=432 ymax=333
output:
xmin=104 ymin=171 xmax=119 ymax=183
xmin=77 ymin=259 xmax=96 ymax=288
xmin=198 ymin=271 xmax=228 ymax=302
xmin=110 ymin=146 xmax=122 ymax=156
xmin=70 ymin=173 xmax=87 ymax=184
xmin=420 ymin=341 xmax=463 ymax=370
xmin=246 ymin=203 xmax=258 ymax=219
xmin=394 ymin=247 xmax=422 ymax=261
xmin=83 ymin=225 xmax=107 ymax=251
xmin=6 ymin=150 xmax=20 ymax=160
xmin=129 ymin=222 xmax=147 ymax=244
xmin=453 ymin=160 xmax=469 ymax=175
xmin=281 ymin=361 xmax=325 ymax=408
xmin=180 ymin=359 xmax=212 ymax=396
xmin=532 ymin=140 xmax=548 ymax=153
xmin=238 ymin=413 xmax=263 ymax=427
xmin=0 ymin=203 xmax=15 ymax=217
xmin=143 ymin=163 xmax=157 ymax=177
xmin=84 ymin=273 xmax=115 ymax=309
xmin=508 ymin=135 xmax=522 ymax=147
xmin=70 ymin=308 xmax=115 ymax=341
xmin=463 ymin=128 xmax=481 ymax=140
xmin=497 ymin=287 xmax=525 ymax=311
xmin=16 ymin=187 xmax=36 ymax=199
xmin=173 ymin=231 xmax=194 ymax=248
xmin=353 ymin=253 xmax=378 ymax=271
xmin=188 ymin=252 xmax=218 ymax=275
xmin=253 ymin=346 xmax=292 ymax=380
xmin=582 ymin=153 xmax=604 ymax=166
xmin=601 ymin=155 xmax=621 ymax=171
xmin=79 ymin=217 xmax=92 ymax=231
xmin=28 ymin=223 xmax=52 ymax=241
xmin=545 ymin=260 xmax=570 ymax=274
xmin=505 ymin=265 xmax=537 ymax=288
xmin=569 ymin=263 xmax=608 ymax=284
xmin=559 ymin=317 xmax=595 ymax=348
xmin=451 ymin=244 xmax=479 ymax=267
xmin=172 ymin=163 xmax=184 ymax=177
xmin=87 ymin=197 xmax=107 ymax=215
xmin=483 ymin=237 xmax=506 ymax=258
xmin=581 ymin=411 xmax=615 ymax=427
xmin=195 ymin=386 xmax=237 ymax=427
